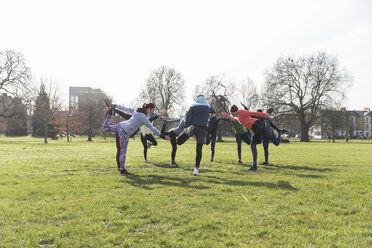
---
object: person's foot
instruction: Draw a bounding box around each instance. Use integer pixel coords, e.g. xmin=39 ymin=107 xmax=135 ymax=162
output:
xmin=170 ymin=162 xmax=178 ymax=167
xmin=238 ymin=160 xmax=243 ymax=164
xmin=266 ymin=108 xmax=274 ymax=114
xmin=260 ymin=162 xmax=268 ymax=165
xmin=248 ymin=165 xmax=257 ymax=171
xmin=147 ymin=142 xmax=152 ymax=149
xmin=110 ymin=104 xmax=116 ymax=116
xmin=210 ymin=159 xmax=214 ymax=162
xmin=120 ymin=169 xmax=131 ymax=175
xmin=144 ymin=159 xmax=150 ymax=163
xmin=193 ymin=168 xmax=199 ymax=176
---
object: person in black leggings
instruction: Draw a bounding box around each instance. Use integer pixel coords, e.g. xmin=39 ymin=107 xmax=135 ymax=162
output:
xmin=160 ymin=118 xmax=186 ymax=167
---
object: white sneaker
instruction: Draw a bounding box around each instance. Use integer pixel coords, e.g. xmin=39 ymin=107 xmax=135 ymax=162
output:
xmin=145 ymin=159 xmax=150 ymax=163
xmin=193 ymin=168 xmax=199 ymax=176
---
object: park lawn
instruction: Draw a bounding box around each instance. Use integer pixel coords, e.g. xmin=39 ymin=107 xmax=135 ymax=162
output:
xmin=0 ymin=136 xmax=371 ymax=247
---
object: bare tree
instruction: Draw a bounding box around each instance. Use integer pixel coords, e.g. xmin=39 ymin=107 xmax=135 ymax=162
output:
xmin=140 ymin=66 xmax=185 ymax=117
xmin=31 ymin=79 xmax=63 ymax=143
xmin=78 ymin=90 xmax=108 ymax=141
xmin=238 ymin=77 xmax=260 ymax=111
xmin=0 ymin=50 xmax=31 ymax=118
xmin=196 ymin=74 xmax=236 ymax=141
xmin=263 ymin=52 xmax=352 ymax=142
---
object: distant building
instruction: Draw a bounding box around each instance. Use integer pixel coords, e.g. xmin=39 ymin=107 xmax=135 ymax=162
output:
xmin=69 ymin=87 xmax=105 ymax=112
xmin=309 ymin=107 xmax=371 ymax=139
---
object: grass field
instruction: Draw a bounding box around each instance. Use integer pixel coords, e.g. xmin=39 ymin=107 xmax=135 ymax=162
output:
xmin=0 ymin=135 xmax=371 ymax=247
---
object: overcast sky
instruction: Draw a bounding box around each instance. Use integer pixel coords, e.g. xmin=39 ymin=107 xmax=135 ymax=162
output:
xmin=1 ymin=0 xmax=371 ymax=110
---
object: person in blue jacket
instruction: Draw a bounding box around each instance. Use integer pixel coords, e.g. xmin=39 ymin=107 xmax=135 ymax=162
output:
xmin=184 ymin=95 xmax=211 ymax=176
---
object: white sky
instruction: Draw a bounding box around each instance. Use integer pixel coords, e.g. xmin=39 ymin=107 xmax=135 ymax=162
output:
xmin=1 ymin=0 xmax=371 ymax=110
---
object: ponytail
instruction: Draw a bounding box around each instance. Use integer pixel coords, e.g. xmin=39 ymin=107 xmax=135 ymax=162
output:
xmin=142 ymin=102 xmax=155 ymax=110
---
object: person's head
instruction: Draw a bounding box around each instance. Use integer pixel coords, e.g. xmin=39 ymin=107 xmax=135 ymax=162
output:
xmin=142 ymin=102 xmax=156 ymax=115
xmin=257 ymin=109 xmax=263 ymax=113
xmin=209 ymin=107 xmax=216 ymax=117
xmin=230 ymin=105 xmax=238 ymax=117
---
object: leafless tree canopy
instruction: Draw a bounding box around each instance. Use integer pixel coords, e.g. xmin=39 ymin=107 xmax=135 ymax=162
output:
xmin=196 ymin=74 xmax=235 ymax=113
xmin=263 ymin=52 xmax=352 ymax=141
xmin=239 ymin=77 xmax=260 ymax=111
xmin=0 ymin=50 xmax=31 ymax=118
xmin=140 ymin=66 xmax=185 ymax=116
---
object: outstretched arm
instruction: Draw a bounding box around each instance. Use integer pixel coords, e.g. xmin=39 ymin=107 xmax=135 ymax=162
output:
xmin=221 ymin=112 xmax=239 ymax=121
xmin=114 ymin=104 xmax=135 ymax=114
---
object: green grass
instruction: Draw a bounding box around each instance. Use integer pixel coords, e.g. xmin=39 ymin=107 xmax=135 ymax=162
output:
xmin=0 ymin=136 xmax=371 ymax=247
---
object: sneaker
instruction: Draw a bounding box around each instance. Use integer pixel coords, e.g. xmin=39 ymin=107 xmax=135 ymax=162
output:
xmin=238 ymin=160 xmax=243 ymax=164
xmin=248 ymin=165 xmax=257 ymax=171
xmin=193 ymin=168 xmax=199 ymax=176
xmin=110 ymin=105 xmax=116 ymax=116
xmin=260 ymin=162 xmax=268 ymax=165
xmin=210 ymin=159 xmax=214 ymax=162
xmin=266 ymin=108 xmax=274 ymax=114
xmin=144 ymin=159 xmax=150 ymax=163
xmin=170 ymin=162 xmax=178 ymax=167
xmin=120 ymin=169 xmax=131 ymax=175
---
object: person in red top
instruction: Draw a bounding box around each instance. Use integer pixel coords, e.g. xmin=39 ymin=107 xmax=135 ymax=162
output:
xmin=222 ymin=109 xmax=270 ymax=171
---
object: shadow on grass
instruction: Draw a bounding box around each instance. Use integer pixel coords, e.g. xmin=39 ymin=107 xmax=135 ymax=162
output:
xmin=274 ymin=164 xmax=333 ymax=172
xmin=121 ymin=174 xmax=210 ymax=190
xmin=122 ymin=173 xmax=297 ymax=191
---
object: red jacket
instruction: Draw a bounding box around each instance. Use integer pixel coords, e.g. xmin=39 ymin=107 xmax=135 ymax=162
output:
xmin=224 ymin=110 xmax=268 ymax=130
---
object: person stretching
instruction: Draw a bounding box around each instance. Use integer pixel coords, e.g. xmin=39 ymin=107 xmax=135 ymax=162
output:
xmin=102 ymin=103 xmax=170 ymax=175
xmin=222 ymin=109 xmax=270 ymax=171
xmin=160 ymin=117 xmax=186 ymax=167
xmin=185 ymin=95 xmax=211 ymax=176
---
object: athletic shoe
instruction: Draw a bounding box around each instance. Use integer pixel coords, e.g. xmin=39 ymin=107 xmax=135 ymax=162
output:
xmin=260 ymin=162 xmax=268 ymax=165
xmin=238 ymin=160 xmax=243 ymax=164
xmin=266 ymin=108 xmax=274 ymax=114
xmin=210 ymin=159 xmax=214 ymax=162
xmin=193 ymin=168 xmax=199 ymax=176
xmin=120 ymin=169 xmax=131 ymax=175
xmin=248 ymin=165 xmax=257 ymax=171
xmin=144 ymin=159 xmax=150 ymax=163
xmin=170 ymin=162 xmax=178 ymax=167
xmin=147 ymin=142 xmax=152 ymax=149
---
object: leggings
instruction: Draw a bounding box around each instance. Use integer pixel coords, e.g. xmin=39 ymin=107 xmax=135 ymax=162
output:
xmin=262 ymin=130 xmax=281 ymax=163
xmin=141 ymin=133 xmax=158 ymax=160
xmin=196 ymin=142 xmax=203 ymax=168
xmin=206 ymin=134 xmax=217 ymax=161
xmin=102 ymin=115 xmax=129 ymax=170
xmin=235 ymin=132 xmax=251 ymax=161
xmin=161 ymin=123 xmax=179 ymax=162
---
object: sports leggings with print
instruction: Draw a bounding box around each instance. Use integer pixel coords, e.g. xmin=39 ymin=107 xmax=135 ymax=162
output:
xmin=102 ymin=115 xmax=129 ymax=170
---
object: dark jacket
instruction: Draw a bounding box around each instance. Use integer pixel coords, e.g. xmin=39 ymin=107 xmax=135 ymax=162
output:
xmin=185 ymin=96 xmax=210 ymax=128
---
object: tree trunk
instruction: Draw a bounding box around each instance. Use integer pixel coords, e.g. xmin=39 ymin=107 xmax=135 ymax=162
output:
xmin=66 ymin=121 xmax=70 ymax=142
xmin=217 ymin=128 xmax=223 ymax=142
xmin=88 ymin=128 xmax=92 ymax=141
xmin=43 ymin=121 xmax=48 ymax=144
xmin=299 ymin=116 xmax=310 ymax=142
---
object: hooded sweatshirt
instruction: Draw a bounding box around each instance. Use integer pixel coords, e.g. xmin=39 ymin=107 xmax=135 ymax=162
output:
xmin=185 ymin=96 xmax=211 ymax=128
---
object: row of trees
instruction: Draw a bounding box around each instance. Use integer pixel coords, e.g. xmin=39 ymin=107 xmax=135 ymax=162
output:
xmin=138 ymin=52 xmax=352 ymax=142
xmin=0 ymin=50 xmax=108 ymax=143
xmin=1 ymin=49 xmax=352 ymax=142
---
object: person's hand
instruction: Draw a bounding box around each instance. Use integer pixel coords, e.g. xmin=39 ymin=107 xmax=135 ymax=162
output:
xmin=159 ymin=110 xmax=167 ymax=116
xmin=221 ymin=112 xmax=228 ymax=117
xmin=266 ymin=113 xmax=270 ymax=118
xmin=165 ymin=135 xmax=171 ymax=141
